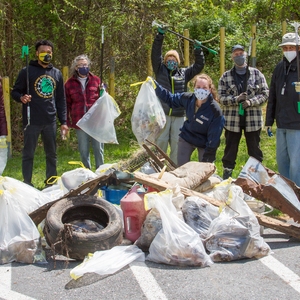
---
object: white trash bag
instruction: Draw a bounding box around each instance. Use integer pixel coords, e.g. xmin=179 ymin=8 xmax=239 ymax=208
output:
xmin=77 ymin=91 xmax=121 ymax=144
xmin=61 ymin=168 xmax=97 ymax=191
xmin=146 ymin=190 xmax=213 ymax=267
xmin=131 ymin=77 xmax=166 ymax=145
xmin=70 ymin=245 xmax=145 ymax=280
xmin=0 ymin=176 xmax=52 ymax=214
xmin=0 ymin=190 xmax=46 ymax=264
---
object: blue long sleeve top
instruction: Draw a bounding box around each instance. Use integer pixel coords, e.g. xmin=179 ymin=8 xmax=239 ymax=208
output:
xmin=155 ymin=82 xmax=224 ymax=162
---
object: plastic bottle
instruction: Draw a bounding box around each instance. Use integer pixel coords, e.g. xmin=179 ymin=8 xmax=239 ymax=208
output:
xmin=120 ymin=185 xmax=147 ymax=242
xmin=61 ymin=129 xmax=67 ymax=140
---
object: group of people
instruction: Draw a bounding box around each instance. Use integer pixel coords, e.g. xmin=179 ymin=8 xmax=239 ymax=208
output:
xmin=5 ymin=28 xmax=300 ymax=188
xmin=152 ymin=27 xmax=300 ymax=187
xmin=10 ymin=40 xmax=103 ymax=187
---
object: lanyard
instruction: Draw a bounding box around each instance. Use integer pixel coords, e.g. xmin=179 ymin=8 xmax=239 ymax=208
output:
xmin=281 ymin=61 xmax=292 ymax=95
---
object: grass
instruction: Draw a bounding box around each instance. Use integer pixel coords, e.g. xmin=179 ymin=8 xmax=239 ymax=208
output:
xmin=2 ymin=128 xmax=139 ymax=189
xmin=3 ymin=124 xmax=277 ymax=189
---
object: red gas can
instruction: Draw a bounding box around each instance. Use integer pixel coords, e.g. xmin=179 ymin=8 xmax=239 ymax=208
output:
xmin=120 ymin=185 xmax=147 ymax=242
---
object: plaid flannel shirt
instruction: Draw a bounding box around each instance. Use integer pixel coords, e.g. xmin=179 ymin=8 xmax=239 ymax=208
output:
xmin=218 ymin=66 xmax=269 ymax=132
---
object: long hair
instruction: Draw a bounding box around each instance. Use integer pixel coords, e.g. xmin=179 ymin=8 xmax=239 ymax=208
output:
xmin=70 ymin=54 xmax=91 ymax=77
xmin=193 ymin=73 xmax=218 ymax=101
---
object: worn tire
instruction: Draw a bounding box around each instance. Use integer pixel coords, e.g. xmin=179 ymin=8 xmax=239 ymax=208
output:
xmin=43 ymin=195 xmax=123 ymax=260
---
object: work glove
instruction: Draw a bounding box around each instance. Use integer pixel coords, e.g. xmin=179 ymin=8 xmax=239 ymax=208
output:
xmin=237 ymin=92 xmax=247 ymax=103
xmin=267 ymin=127 xmax=273 ymax=137
xmin=157 ymin=26 xmax=167 ymax=35
xmin=194 ymin=40 xmax=202 ymax=49
xmin=241 ymin=100 xmax=251 ymax=109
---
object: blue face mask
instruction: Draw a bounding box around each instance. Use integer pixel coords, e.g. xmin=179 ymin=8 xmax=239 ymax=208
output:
xmin=194 ymin=88 xmax=210 ymax=100
xmin=77 ymin=67 xmax=89 ymax=76
xmin=166 ymin=60 xmax=178 ymax=71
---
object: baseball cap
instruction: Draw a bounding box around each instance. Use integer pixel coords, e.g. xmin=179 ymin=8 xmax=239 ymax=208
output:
xmin=231 ymin=44 xmax=244 ymax=53
xmin=278 ymin=32 xmax=300 ymax=47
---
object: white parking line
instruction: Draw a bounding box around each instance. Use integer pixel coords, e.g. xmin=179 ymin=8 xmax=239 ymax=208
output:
xmin=130 ymin=261 xmax=168 ymax=300
xmin=259 ymin=255 xmax=300 ymax=293
xmin=0 ymin=264 xmax=36 ymax=300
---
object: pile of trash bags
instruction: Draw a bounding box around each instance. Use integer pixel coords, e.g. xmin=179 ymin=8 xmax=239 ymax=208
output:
xmin=1 ymin=161 xmax=272 ymax=276
xmin=137 ymin=182 xmax=271 ymax=265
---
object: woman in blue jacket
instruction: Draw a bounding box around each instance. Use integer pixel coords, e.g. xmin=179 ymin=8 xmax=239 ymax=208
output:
xmin=155 ymin=74 xmax=224 ymax=166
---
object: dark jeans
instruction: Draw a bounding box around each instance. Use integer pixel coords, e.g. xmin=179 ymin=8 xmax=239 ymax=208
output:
xmin=22 ymin=123 xmax=57 ymax=184
xmin=222 ymin=128 xmax=263 ymax=170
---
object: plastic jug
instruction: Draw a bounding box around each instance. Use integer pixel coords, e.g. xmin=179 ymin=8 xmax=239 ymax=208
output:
xmin=120 ymin=185 xmax=147 ymax=242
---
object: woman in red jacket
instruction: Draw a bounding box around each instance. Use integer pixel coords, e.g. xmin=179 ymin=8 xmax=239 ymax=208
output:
xmin=65 ymin=55 xmax=104 ymax=169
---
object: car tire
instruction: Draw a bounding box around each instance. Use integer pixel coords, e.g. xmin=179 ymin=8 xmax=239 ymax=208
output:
xmin=43 ymin=195 xmax=123 ymax=260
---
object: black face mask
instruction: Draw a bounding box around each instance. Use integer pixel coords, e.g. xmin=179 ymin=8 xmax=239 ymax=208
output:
xmin=77 ymin=67 xmax=90 ymax=76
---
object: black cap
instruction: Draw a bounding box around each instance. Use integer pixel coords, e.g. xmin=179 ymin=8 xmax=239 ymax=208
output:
xmin=231 ymin=44 xmax=244 ymax=53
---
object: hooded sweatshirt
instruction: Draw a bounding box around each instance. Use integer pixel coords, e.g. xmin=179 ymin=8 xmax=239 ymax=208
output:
xmin=11 ymin=60 xmax=67 ymax=127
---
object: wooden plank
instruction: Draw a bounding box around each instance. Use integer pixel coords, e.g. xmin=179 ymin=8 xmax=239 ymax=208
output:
xmin=29 ymin=171 xmax=114 ymax=225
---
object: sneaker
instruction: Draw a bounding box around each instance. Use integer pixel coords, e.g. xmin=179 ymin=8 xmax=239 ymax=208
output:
xmin=23 ymin=181 xmax=34 ymax=187
xmin=223 ymin=168 xmax=233 ymax=180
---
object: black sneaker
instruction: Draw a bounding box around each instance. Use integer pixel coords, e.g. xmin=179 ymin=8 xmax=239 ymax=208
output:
xmin=23 ymin=181 xmax=34 ymax=187
xmin=223 ymin=168 xmax=233 ymax=180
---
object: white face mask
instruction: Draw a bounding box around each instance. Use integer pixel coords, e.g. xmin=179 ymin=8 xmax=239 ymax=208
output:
xmin=194 ymin=88 xmax=210 ymax=101
xmin=284 ymin=51 xmax=297 ymax=62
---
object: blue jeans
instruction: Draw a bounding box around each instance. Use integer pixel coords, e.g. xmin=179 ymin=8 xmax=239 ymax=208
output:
xmin=76 ymin=129 xmax=104 ymax=169
xmin=22 ymin=123 xmax=57 ymax=185
xmin=177 ymin=137 xmax=205 ymax=166
xmin=156 ymin=115 xmax=184 ymax=165
xmin=276 ymin=128 xmax=300 ymax=186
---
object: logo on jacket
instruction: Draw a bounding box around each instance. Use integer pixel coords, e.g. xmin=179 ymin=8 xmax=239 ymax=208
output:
xmin=34 ymin=75 xmax=56 ymax=98
xmin=200 ymin=115 xmax=209 ymax=121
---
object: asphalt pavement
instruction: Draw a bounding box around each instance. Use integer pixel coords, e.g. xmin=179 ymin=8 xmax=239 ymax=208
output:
xmin=1 ymin=227 xmax=300 ymax=300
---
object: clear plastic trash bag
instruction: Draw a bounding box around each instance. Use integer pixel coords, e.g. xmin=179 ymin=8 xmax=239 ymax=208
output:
xmin=70 ymin=245 xmax=145 ymax=280
xmin=77 ymin=91 xmax=121 ymax=144
xmin=146 ymin=190 xmax=213 ymax=267
xmin=131 ymin=77 xmax=166 ymax=145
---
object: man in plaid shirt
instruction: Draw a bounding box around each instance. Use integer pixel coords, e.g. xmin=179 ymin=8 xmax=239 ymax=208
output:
xmin=218 ymin=44 xmax=269 ymax=179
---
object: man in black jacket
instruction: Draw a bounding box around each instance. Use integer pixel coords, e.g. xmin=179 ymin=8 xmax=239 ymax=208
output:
xmin=151 ymin=27 xmax=204 ymax=165
xmin=265 ymin=32 xmax=300 ymax=186
xmin=11 ymin=39 xmax=68 ymax=187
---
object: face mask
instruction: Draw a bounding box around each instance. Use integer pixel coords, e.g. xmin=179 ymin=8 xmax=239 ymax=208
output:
xmin=77 ymin=67 xmax=90 ymax=76
xmin=194 ymin=88 xmax=210 ymax=101
xmin=166 ymin=60 xmax=178 ymax=71
xmin=38 ymin=52 xmax=52 ymax=64
xmin=233 ymin=55 xmax=246 ymax=66
xmin=284 ymin=51 xmax=297 ymax=62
